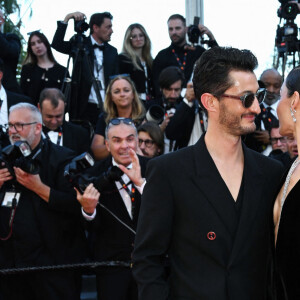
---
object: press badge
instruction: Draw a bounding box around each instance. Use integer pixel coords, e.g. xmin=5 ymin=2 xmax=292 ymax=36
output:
xmin=1 ymin=192 xmax=21 ymax=208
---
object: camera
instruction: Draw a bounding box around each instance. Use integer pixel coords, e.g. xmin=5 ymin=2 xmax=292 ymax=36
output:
xmin=0 ymin=141 xmax=40 ymax=177
xmin=64 ymin=152 xmax=124 ymax=194
xmin=145 ymin=105 xmax=165 ymax=124
xmin=74 ymin=19 xmax=89 ymax=34
xmin=188 ymin=17 xmax=201 ymax=45
xmin=278 ymin=0 xmax=299 ymax=20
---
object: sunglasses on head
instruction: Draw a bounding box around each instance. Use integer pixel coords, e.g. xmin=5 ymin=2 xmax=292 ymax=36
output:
xmin=108 ymin=118 xmax=134 ymax=126
xmin=220 ymin=88 xmax=266 ymax=108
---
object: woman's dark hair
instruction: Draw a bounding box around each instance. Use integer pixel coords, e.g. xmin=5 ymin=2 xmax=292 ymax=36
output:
xmin=23 ymin=32 xmax=56 ymax=65
xmin=285 ymin=66 xmax=300 ymax=97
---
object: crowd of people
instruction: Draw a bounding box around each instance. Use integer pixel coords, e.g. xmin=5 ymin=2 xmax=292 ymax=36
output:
xmin=0 ymin=5 xmax=299 ymax=300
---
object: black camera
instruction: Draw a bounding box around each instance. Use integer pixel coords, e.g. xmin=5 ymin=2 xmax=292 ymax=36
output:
xmin=188 ymin=17 xmax=202 ymax=45
xmin=64 ymin=152 xmax=124 ymax=194
xmin=74 ymin=19 xmax=89 ymax=34
xmin=278 ymin=0 xmax=299 ymax=20
xmin=0 ymin=141 xmax=40 ymax=177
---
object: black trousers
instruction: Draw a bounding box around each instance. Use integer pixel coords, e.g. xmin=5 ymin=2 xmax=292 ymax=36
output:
xmin=96 ymin=267 xmax=138 ymax=300
xmin=0 ymin=269 xmax=82 ymax=300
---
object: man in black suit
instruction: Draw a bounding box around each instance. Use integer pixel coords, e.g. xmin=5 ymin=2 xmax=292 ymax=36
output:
xmin=52 ymin=11 xmax=119 ymax=126
xmin=0 ymin=103 xmax=87 ymax=299
xmin=76 ymin=118 xmax=148 ymax=300
xmin=0 ymin=8 xmax=22 ymax=94
xmin=38 ymin=88 xmax=91 ymax=155
xmin=132 ymin=47 xmax=284 ymax=300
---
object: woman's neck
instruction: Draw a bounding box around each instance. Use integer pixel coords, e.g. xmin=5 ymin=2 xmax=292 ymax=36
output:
xmin=37 ymin=55 xmax=54 ymax=69
xmin=117 ymin=107 xmax=132 ymax=118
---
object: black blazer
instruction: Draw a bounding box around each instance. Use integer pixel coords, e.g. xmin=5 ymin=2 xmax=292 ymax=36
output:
xmin=52 ymin=21 xmax=119 ymax=119
xmin=62 ymin=121 xmax=91 ymax=155
xmin=118 ymin=53 xmax=154 ymax=98
xmin=0 ymin=139 xmax=87 ymax=268
xmin=85 ymin=155 xmax=148 ymax=262
xmin=133 ymin=135 xmax=284 ymax=300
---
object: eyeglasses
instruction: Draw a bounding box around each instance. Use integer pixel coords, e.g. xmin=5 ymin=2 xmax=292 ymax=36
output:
xmin=108 ymin=118 xmax=134 ymax=126
xmin=220 ymin=88 xmax=266 ymax=108
xmin=270 ymin=137 xmax=287 ymax=144
xmin=130 ymin=34 xmax=144 ymax=40
xmin=138 ymin=138 xmax=155 ymax=148
xmin=5 ymin=122 xmax=37 ymax=132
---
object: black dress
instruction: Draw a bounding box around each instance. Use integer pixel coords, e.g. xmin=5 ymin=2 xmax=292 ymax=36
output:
xmin=276 ymin=178 xmax=300 ymax=299
xmin=118 ymin=53 xmax=154 ymax=100
xmin=20 ymin=63 xmax=68 ymax=105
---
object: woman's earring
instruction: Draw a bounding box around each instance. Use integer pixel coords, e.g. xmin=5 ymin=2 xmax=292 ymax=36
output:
xmin=290 ymin=107 xmax=297 ymax=122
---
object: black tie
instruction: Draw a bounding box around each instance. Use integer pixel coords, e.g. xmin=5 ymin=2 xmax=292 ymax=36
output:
xmin=42 ymin=125 xmax=62 ymax=134
xmin=265 ymin=107 xmax=277 ymax=131
xmin=93 ymin=44 xmax=105 ymax=51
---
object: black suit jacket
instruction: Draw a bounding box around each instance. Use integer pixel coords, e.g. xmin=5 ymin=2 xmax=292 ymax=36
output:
xmin=51 ymin=21 xmax=119 ymax=119
xmin=0 ymin=139 xmax=87 ymax=268
xmin=0 ymin=32 xmax=22 ymax=93
xmin=133 ymin=135 xmax=284 ymax=300
xmin=62 ymin=121 xmax=91 ymax=155
xmin=85 ymin=155 xmax=148 ymax=262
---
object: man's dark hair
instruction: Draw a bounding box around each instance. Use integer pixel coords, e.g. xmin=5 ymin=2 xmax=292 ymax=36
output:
xmin=285 ymin=66 xmax=300 ymax=97
xmin=89 ymin=12 xmax=113 ymax=34
xmin=159 ymin=66 xmax=185 ymax=89
xmin=39 ymin=88 xmax=65 ymax=109
xmin=0 ymin=58 xmax=3 ymax=73
xmin=167 ymin=14 xmax=186 ymax=26
xmin=193 ymin=46 xmax=258 ymax=110
xmin=138 ymin=122 xmax=165 ymax=155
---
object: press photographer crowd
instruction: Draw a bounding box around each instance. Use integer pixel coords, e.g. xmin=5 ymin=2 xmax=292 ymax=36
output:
xmin=0 ymin=0 xmax=300 ymax=299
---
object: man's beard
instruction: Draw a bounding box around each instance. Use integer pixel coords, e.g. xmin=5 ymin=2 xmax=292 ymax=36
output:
xmin=9 ymin=133 xmax=34 ymax=147
xmin=219 ymin=102 xmax=256 ymax=136
xmin=264 ymin=91 xmax=280 ymax=106
xmin=171 ymin=34 xmax=185 ymax=46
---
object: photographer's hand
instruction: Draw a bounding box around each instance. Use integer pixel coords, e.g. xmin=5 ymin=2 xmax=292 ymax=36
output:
xmin=64 ymin=11 xmax=86 ymax=23
xmin=13 ymin=167 xmax=50 ymax=202
xmin=185 ymin=82 xmax=195 ymax=102
xmin=198 ymin=24 xmax=215 ymax=41
xmin=118 ymin=149 xmax=145 ymax=187
xmin=0 ymin=163 xmax=13 ymax=188
xmin=75 ymin=183 xmax=99 ymax=215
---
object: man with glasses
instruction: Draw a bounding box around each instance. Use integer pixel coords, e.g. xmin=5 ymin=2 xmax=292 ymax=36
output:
xmin=132 ymin=47 xmax=284 ymax=300
xmin=76 ymin=117 xmax=148 ymax=300
xmin=0 ymin=103 xmax=87 ymax=299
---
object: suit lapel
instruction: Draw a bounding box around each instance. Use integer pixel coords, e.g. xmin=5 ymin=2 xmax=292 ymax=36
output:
xmin=191 ymin=136 xmax=239 ymax=237
xmin=228 ymin=146 xmax=264 ymax=265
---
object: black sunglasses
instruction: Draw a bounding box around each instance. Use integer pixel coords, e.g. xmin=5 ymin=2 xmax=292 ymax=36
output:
xmin=220 ymin=88 xmax=266 ymax=108
xmin=108 ymin=118 xmax=134 ymax=126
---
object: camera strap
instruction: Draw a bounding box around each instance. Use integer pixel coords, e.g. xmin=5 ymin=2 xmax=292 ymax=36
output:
xmin=118 ymin=177 xmax=136 ymax=218
xmin=0 ymin=191 xmax=19 ymax=241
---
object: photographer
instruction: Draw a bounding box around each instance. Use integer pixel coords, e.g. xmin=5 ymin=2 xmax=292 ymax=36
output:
xmin=0 ymin=103 xmax=87 ymax=300
xmin=152 ymin=14 xmax=218 ymax=97
xmin=76 ymin=117 xmax=148 ymax=300
xmin=51 ymin=11 xmax=119 ymax=127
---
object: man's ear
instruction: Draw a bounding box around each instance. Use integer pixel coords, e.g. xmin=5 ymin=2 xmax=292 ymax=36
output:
xmin=201 ymin=93 xmax=218 ymax=113
xmin=0 ymin=71 xmax=3 ymax=82
xmin=105 ymin=139 xmax=110 ymax=153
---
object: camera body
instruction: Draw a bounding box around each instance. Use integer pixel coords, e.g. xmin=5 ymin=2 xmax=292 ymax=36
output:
xmin=64 ymin=152 xmax=124 ymax=194
xmin=278 ymin=0 xmax=299 ymax=20
xmin=188 ymin=17 xmax=201 ymax=45
xmin=74 ymin=19 xmax=89 ymax=34
xmin=0 ymin=141 xmax=40 ymax=177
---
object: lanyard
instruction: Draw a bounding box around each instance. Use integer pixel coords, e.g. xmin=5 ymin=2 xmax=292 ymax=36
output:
xmin=172 ymin=48 xmax=187 ymax=71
